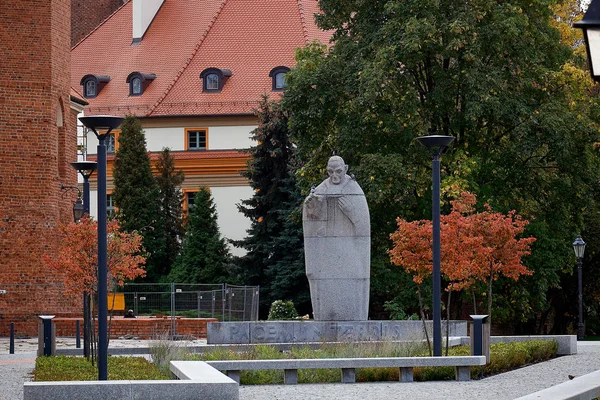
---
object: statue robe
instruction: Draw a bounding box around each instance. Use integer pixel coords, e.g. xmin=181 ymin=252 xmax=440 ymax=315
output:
xmin=303 ymin=175 xmax=370 ymax=321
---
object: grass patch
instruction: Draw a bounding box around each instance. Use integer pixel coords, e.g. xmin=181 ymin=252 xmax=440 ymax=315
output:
xmin=33 ymin=356 xmax=170 ymax=381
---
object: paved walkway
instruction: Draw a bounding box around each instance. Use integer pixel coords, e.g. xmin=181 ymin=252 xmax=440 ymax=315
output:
xmin=1 ymin=338 xmax=599 ymax=400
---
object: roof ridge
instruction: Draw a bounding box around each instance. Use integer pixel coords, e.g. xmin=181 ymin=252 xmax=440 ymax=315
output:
xmin=296 ymin=0 xmax=310 ymax=45
xmin=71 ymin=0 xmax=131 ymax=51
xmin=146 ymin=0 xmax=229 ymax=117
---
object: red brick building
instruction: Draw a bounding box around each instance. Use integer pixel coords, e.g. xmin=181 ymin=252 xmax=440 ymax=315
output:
xmin=0 ymin=0 xmax=83 ymax=335
xmin=71 ymin=0 xmax=124 ymax=46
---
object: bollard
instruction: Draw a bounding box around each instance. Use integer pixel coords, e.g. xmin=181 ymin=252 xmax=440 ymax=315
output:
xmin=9 ymin=323 xmax=15 ymax=354
xmin=38 ymin=315 xmax=56 ymax=357
xmin=76 ymin=320 xmax=81 ymax=349
xmin=469 ymin=315 xmax=490 ymax=363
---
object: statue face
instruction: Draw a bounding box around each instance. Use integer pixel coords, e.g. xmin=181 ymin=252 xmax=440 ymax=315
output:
xmin=327 ymin=160 xmax=347 ymax=185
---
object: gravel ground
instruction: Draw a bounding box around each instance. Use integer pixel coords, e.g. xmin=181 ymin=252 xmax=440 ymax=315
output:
xmin=1 ymin=338 xmax=599 ymax=400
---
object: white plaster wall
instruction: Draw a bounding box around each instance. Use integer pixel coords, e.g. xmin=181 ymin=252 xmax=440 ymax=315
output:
xmin=88 ymin=186 xmax=253 ymax=257
xmin=209 ymin=125 xmax=256 ymax=150
xmin=133 ymin=0 xmax=164 ymax=39
xmin=211 ymin=185 xmax=253 ymax=256
xmin=144 ymin=127 xmax=184 ymax=151
xmin=89 ymin=190 xmax=99 ymax=219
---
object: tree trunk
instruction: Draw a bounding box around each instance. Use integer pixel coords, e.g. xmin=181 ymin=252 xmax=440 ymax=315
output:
xmin=472 ymin=288 xmax=477 ymax=315
xmin=487 ymin=269 xmax=494 ymax=325
xmin=446 ymin=288 xmax=452 ymax=356
xmin=417 ymin=285 xmax=432 ymax=356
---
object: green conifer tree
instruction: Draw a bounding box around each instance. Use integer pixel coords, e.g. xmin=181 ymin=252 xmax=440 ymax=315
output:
xmin=155 ymin=147 xmax=184 ymax=274
xmin=112 ymin=115 xmax=168 ymax=282
xmin=233 ymin=97 xmax=309 ymax=316
xmin=169 ymin=187 xmax=234 ymax=283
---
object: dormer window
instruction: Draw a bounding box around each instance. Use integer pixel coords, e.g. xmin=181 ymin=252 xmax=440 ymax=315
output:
xmin=80 ymin=74 xmax=110 ymax=98
xmin=126 ymin=72 xmax=156 ymax=96
xmin=269 ymin=66 xmax=291 ymax=91
xmin=200 ymin=68 xmax=232 ymax=92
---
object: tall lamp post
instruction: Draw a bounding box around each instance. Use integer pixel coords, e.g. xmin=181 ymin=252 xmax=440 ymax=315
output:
xmin=78 ymin=116 xmax=123 ymax=380
xmin=70 ymin=161 xmax=97 ymax=359
xmin=573 ymin=234 xmax=586 ymax=341
xmin=416 ymin=135 xmax=455 ymax=357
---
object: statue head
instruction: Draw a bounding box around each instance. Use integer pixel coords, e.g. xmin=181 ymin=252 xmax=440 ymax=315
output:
xmin=327 ymin=156 xmax=348 ymax=185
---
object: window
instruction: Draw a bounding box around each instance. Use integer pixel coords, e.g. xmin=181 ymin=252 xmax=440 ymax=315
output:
xmin=185 ymin=128 xmax=207 ymax=151
xmin=187 ymin=192 xmax=196 ymax=210
xmin=107 ymin=194 xmax=115 ymax=218
xmin=275 ymin=73 xmax=286 ymax=89
xmin=200 ymin=68 xmax=232 ymax=92
xmin=80 ymin=74 xmax=110 ymax=98
xmin=126 ymin=72 xmax=156 ymax=96
xmin=269 ymin=66 xmax=291 ymax=92
xmin=106 ymin=134 xmax=116 ymax=153
xmin=86 ymin=80 xmax=96 ymax=97
xmin=206 ymin=74 xmax=219 ymax=90
xmin=132 ymin=77 xmax=142 ymax=95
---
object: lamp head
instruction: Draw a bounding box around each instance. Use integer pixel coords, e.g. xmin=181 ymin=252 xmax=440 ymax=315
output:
xmin=415 ymin=135 xmax=455 ymax=156
xmin=573 ymin=234 xmax=586 ymax=259
xmin=70 ymin=161 xmax=98 ymax=180
xmin=79 ymin=115 xmax=124 ymax=139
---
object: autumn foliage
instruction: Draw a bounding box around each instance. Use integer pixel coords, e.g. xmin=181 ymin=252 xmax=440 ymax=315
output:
xmin=45 ymin=217 xmax=147 ymax=296
xmin=389 ymin=193 xmax=536 ymax=318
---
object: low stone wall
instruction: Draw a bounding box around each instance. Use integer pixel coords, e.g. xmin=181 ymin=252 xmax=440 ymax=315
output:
xmin=53 ymin=317 xmax=218 ymax=339
xmin=24 ymin=379 xmax=238 ymax=400
xmin=514 ymin=368 xmax=600 ymax=400
xmin=207 ymin=320 xmax=468 ymax=344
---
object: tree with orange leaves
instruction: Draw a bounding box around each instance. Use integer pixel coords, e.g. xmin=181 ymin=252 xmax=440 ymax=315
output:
xmin=45 ymin=217 xmax=147 ymax=296
xmin=390 ymin=192 xmax=536 ymax=325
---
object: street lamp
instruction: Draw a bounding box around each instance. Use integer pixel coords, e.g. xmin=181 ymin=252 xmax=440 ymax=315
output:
xmin=70 ymin=161 xmax=97 ymax=216
xmin=60 ymin=184 xmax=85 ymax=222
xmin=572 ymin=234 xmax=586 ymax=340
xmin=416 ymin=134 xmax=455 ymax=357
xmin=69 ymin=161 xmax=97 ymax=360
xmin=78 ymin=115 xmax=123 ymax=380
xmin=574 ymin=0 xmax=600 ymax=81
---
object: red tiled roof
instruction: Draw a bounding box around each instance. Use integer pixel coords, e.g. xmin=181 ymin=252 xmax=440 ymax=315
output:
xmin=71 ymin=0 xmax=332 ymax=118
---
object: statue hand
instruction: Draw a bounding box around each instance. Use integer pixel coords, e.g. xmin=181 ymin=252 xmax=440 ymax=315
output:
xmin=338 ymin=196 xmax=354 ymax=215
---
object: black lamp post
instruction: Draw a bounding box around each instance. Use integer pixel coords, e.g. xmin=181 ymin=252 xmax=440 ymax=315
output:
xmin=69 ymin=161 xmax=97 ymax=360
xmin=416 ymin=134 xmax=455 ymax=357
xmin=574 ymin=0 xmax=600 ymax=81
xmin=78 ymin=115 xmax=123 ymax=380
xmin=572 ymin=234 xmax=586 ymax=341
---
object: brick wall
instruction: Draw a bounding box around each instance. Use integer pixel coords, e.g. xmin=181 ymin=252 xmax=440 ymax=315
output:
xmin=52 ymin=317 xmax=217 ymax=339
xmin=0 ymin=0 xmax=80 ymax=335
xmin=71 ymin=0 xmax=124 ymax=46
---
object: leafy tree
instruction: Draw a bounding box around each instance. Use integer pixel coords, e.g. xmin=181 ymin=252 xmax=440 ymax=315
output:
xmin=390 ymin=193 xmax=536 ymax=324
xmin=155 ymin=147 xmax=184 ymax=275
xmin=44 ymin=217 xmax=146 ymax=296
xmin=169 ymin=187 xmax=234 ymax=284
xmin=43 ymin=217 xmax=146 ymax=361
xmin=112 ymin=115 xmax=168 ymax=281
xmin=283 ymin=0 xmax=600 ymax=328
xmin=233 ymin=97 xmax=309 ymax=317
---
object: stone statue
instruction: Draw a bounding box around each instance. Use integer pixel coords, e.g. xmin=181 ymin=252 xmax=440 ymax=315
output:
xmin=303 ymin=156 xmax=370 ymax=321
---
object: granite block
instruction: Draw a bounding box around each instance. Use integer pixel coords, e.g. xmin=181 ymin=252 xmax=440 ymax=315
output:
xmin=399 ymin=367 xmax=413 ymax=382
xmin=455 ymin=366 xmax=471 ymax=381
xmin=23 ymin=380 xmax=239 ymax=400
xmin=250 ymin=321 xmax=294 ymax=344
xmin=284 ymin=369 xmax=298 ymax=384
xmin=336 ymin=321 xmax=381 ymax=341
xmin=207 ymin=322 xmax=249 ymax=344
xmin=293 ymin=321 xmax=338 ymax=342
xmin=342 ymin=368 xmax=356 ymax=383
